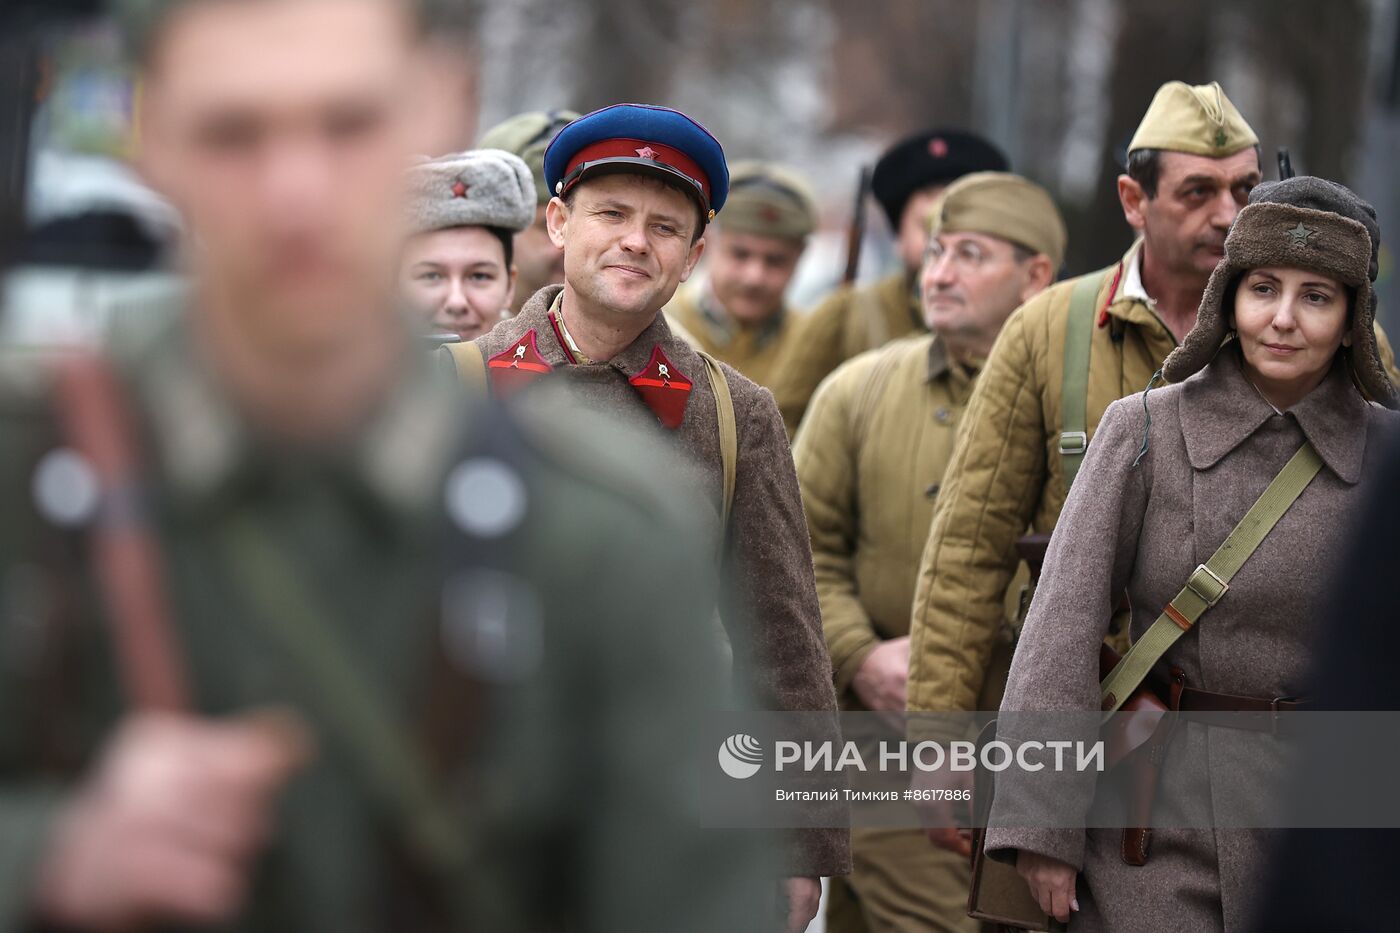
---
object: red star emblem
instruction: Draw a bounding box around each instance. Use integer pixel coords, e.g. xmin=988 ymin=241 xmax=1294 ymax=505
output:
xmin=635 ymin=146 xmax=659 ymax=160
xmin=929 ymin=138 xmax=949 ymax=158
xmin=759 ymin=204 xmax=781 ymax=224
xmin=451 ymin=181 xmax=470 ymax=198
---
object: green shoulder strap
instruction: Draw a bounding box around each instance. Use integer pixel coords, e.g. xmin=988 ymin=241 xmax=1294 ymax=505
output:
xmin=1060 ymin=267 xmax=1113 ymax=489
xmin=1100 ymin=442 xmax=1324 ymax=714
xmin=444 ymin=340 xmax=487 ymax=393
xmin=698 ymin=349 xmax=737 ymax=532
xmin=218 ymin=517 xmax=466 ymax=886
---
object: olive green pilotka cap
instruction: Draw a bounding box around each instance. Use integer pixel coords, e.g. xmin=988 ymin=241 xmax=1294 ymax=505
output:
xmin=929 ymin=171 xmax=1067 ymax=269
xmin=478 ymin=110 xmax=582 ymax=206
xmin=1128 ymin=81 xmax=1258 ymax=158
xmin=718 ymin=160 xmax=819 ymax=241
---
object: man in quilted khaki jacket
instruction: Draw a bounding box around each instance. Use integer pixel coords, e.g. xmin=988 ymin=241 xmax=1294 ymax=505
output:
xmin=794 ymin=172 xmax=1064 ymax=933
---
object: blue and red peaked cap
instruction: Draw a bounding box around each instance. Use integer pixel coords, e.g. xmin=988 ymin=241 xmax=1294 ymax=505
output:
xmin=543 ymin=104 xmax=730 ymax=223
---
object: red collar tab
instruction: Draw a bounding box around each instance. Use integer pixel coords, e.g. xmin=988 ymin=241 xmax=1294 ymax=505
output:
xmin=486 ymin=329 xmax=553 ymax=395
xmin=629 ymin=345 xmax=693 ymax=430
xmin=562 ymin=137 xmax=711 ymax=204
xmin=1097 ymin=262 xmax=1127 ymax=329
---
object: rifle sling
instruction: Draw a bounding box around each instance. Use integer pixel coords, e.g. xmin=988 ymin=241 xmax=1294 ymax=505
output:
xmin=217 ymin=515 xmax=466 ymax=882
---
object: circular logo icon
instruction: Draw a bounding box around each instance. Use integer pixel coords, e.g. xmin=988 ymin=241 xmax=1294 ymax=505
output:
xmin=718 ymin=733 xmax=763 ymax=780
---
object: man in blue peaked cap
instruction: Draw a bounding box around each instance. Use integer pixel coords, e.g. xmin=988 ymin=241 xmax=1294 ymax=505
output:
xmin=455 ymin=104 xmax=852 ymax=931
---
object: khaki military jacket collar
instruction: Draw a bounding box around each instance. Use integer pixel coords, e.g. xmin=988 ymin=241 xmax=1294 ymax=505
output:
xmin=137 ymin=314 xmax=459 ymax=519
xmin=925 ymin=337 xmax=983 ymax=390
xmin=1102 ymin=240 xmax=1174 ymax=335
xmin=1179 ymin=346 xmax=1368 ymax=483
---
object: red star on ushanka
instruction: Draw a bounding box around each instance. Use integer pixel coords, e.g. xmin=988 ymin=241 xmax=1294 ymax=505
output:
xmin=635 ymin=146 xmax=658 ymax=160
xmin=451 ymin=181 xmax=470 ymax=198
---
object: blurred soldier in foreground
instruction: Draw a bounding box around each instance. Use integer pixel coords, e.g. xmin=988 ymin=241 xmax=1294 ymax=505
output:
xmin=794 ymin=172 xmax=1063 ymax=933
xmin=0 ymin=1 xmax=768 ymax=930
xmin=771 ymin=129 xmax=1008 ymax=433
xmin=478 ymin=110 xmax=580 ymax=316
xmin=455 ymin=103 xmax=852 ymax=932
xmin=398 ymin=149 xmax=535 ymax=341
xmin=666 ymin=160 xmax=818 ymax=390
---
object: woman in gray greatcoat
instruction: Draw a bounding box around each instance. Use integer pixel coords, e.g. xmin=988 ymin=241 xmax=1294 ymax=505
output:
xmin=983 ymin=176 xmax=1400 ymax=931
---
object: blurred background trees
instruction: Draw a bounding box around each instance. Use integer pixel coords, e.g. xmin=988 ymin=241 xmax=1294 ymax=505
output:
xmin=11 ymin=0 xmax=1400 ymax=336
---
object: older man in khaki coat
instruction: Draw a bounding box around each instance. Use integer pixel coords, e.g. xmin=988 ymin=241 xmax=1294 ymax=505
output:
xmin=793 ymin=173 xmax=1065 ymax=933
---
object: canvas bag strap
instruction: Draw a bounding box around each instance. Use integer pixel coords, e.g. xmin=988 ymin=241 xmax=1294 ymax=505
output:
xmin=444 ymin=340 xmax=488 ymax=394
xmin=1100 ymin=441 xmax=1324 ymax=713
xmin=698 ymin=349 xmax=737 ymax=532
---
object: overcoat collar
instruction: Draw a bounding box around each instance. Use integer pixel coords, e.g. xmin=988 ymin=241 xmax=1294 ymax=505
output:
xmin=1179 ymin=346 xmax=1369 ymax=483
xmin=512 ymin=284 xmax=705 ymax=429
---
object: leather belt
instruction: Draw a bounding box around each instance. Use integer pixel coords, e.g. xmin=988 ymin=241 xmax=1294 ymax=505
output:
xmin=1176 ymin=685 xmax=1308 ymax=734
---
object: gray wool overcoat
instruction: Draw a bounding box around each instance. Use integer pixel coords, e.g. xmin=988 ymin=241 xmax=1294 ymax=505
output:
xmin=985 ymin=347 xmax=1398 ymax=931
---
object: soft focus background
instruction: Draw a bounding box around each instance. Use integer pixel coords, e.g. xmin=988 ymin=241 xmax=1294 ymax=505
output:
xmin=5 ymin=0 xmax=1400 ymax=345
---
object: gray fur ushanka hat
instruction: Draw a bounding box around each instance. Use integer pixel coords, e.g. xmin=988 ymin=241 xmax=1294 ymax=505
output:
xmin=404 ymin=149 xmax=535 ymax=238
xmin=1162 ymin=175 xmax=1396 ymax=408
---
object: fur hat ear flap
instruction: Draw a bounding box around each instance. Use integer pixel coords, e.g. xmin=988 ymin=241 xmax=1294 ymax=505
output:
xmin=1162 ymin=260 xmax=1234 ymax=383
xmin=1347 ymin=286 xmax=1397 ymax=408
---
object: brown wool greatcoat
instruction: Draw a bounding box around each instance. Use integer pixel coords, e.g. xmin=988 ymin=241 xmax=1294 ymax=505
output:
xmin=473 ymin=285 xmax=851 ymax=878
xmin=985 ymin=347 xmax=1400 ymax=931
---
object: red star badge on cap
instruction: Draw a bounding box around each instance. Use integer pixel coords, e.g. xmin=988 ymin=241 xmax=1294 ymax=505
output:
xmin=635 ymin=146 xmax=658 ymax=160
xmin=929 ymin=138 xmax=949 ymax=158
xmin=451 ymin=181 xmax=470 ymax=198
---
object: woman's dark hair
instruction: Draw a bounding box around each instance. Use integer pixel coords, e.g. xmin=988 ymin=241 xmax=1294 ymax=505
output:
xmin=485 ymin=226 xmax=514 ymax=269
